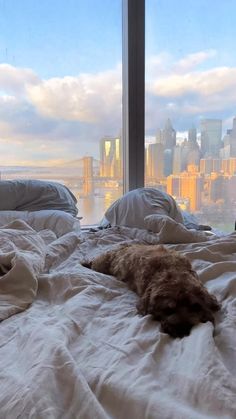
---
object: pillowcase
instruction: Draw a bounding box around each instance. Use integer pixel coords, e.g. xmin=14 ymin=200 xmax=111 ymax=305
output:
xmin=104 ymin=187 xmax=184 ymax=229
xmin=0 ymin=210 xmax=80 ymax=237
xmin=0 ymin=180 xmax=78 ymax=216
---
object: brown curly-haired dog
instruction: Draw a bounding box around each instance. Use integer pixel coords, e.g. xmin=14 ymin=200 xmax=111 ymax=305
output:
xmin=84 ymin=243 xmax=220 ymax=338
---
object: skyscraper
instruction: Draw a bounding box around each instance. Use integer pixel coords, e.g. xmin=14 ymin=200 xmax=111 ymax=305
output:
xmin=162 ymin=118 xmax=176 ymax=149
xmin=180 ymin=173 xmax=203 ymax=211
xmin=188 ymin=126 xmax=197 ymax=145
xmin=181 ymin=135 xmax=200 ymax=171
xmin=200 ymin=119 xmax=222 ymax=157
xmin=146 ymin=142 xmax=164 ymax=179
xmin=167 ymin=172 xmax=202 ymax=211
xmin=155 ymin=128 xmax=163 ymax=144
xmin=100 ymin=136 xmax=122 ymax=178
xmin=172 ymin=145 xmax=182 ymax=174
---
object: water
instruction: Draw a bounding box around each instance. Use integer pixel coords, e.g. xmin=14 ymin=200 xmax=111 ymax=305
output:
xmin=72 ymin=186 xmax=122 ymax=226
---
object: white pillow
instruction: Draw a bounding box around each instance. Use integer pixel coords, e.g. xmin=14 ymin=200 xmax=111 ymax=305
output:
xmin=0 ymin=180 xmax=78 ymax=216
xmin=104 ymin=187 xmax=184 ymax=229
xmin=0 ymin=210 xmax=80 ymax=237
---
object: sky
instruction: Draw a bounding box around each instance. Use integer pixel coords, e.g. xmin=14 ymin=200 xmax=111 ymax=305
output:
xmin=0 ymin=0 xmax=236 ymax=166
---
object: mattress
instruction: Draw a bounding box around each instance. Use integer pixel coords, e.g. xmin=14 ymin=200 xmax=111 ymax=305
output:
xmin=0 ymin=218 xmax=236 ymax=418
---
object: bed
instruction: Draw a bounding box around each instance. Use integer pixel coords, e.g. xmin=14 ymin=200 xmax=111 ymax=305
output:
xmin=0 ymin=183 xmax=236 ymax=419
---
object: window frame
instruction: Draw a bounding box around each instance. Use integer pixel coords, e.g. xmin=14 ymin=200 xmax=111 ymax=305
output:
xmin=122 ymin=0 xmax=145 ymax=193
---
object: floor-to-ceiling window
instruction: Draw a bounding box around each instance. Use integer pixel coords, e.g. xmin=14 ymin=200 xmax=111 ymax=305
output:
xmin=145 ymin=0 xmax=236 ymax=232
xmin=0 ymin=0 xmax=122 ymax=225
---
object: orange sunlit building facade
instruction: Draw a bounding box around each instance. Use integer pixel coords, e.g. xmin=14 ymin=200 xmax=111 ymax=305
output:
xmin=167 ymin=166 xmax=202 ymax=212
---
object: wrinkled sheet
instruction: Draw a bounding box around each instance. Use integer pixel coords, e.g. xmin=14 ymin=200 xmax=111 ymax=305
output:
xmin=0 ymin=209 xmax=81 ymax=237
xmin=0 ymin=223 xmax=236 ymax=418
xmin=0 ymin=220 xmax=46 ymax=321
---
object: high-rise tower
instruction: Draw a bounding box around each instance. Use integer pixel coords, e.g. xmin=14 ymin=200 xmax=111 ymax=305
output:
xmin=162 ymin=118 xmax=176 ymax=150
xmin=188 ymin=126 xmax=197 ymax=145
xmin=200 ymin=119 xmax=222 ymax=157
xmin=100 ymin=136 xmax=122 ymax=178
xmin=146 ymin=142 xmax=164 ymax=179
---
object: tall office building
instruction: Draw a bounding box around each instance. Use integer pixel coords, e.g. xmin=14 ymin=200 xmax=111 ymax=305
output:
xmin=180 ymin=173 xmax=203 ymax=211
xmin=100 ymin=136 xmax=122 ymax=178
xmin=188 ymin=126 xmax=197 ymax=145
xmin=181 ymin=136 xmax=200 ymax=171
xmin=221 ymin=129 xmax=232 ymax=159
xmin=167 ymin=172 xmax=202 ymax=211
xmin=187 ymin=148 xmax=201 ymax=168
xmin=146 ymin=143 xmax=164 ymax=179
xmin=200 ymin=118 xmax=222 ymax=157
xmin=172 ymin=145 xmax=182 ymax=174
xmin=162 ymin=118 xmax=176 ymax=149
xmin=156 ymin=128 xmax=163 ymax=144
xmin=166 ymin=175 xmax=181 ymax=198
xmin=180 ymin=139 xmax=189 ymax=171
xmin=164 ymin=149 xmax=173 ymax=176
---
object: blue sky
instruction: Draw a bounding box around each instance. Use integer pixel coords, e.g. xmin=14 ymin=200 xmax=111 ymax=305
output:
xmin=0 ymin=0 xmax=121 ymax=77
xmin=146 ymin=0 xmax=236 ymax=67
xmin=0 ymin=0 xmax=236 ymax=165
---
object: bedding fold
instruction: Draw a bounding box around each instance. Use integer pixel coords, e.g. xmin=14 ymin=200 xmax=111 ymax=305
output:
xmin=0 ymin=220 xmax=46 ymax=321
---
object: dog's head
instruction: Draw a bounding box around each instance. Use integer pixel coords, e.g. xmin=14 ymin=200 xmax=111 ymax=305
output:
xmin=137 ymin=269 xmax=220 ymax=338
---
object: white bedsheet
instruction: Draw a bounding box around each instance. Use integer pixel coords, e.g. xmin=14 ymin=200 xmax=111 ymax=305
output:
xmin=0 ymin=209 xmax=81 ymax=237
xmin=0 ymin=222 xmax=236 ymax=418
xmin=0 ymin=220 xmax=46 ymax=321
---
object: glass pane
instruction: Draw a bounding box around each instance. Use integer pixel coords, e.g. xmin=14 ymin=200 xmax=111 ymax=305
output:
xmin=0 ymin=0 xmax=122 ymax=225
xmin=145 ymin=0 xmax=236 ymax=232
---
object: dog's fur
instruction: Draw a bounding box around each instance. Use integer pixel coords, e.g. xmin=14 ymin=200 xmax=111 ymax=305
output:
xmin=84 ymin=243 xmax=220 ymax=338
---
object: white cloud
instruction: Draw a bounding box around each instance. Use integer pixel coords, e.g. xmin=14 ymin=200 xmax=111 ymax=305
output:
xmin=0 ymin=64 xmax=39 ymax=95
xmin=27 ymin=66 xmax=122 ymax=123
xmin=149 ymin=67 xmax=236 ymax=98
xmin=174 ymin=50 xmax=217 ymax=73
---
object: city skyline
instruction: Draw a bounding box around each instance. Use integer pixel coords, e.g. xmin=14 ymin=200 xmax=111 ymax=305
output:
xmin=0 ymin=114 xmax=235 ymax=168
xmin=1 ymin=124 xmax=236 ymax=229
xmin=0 ymin=1 xmax=236 ymax=166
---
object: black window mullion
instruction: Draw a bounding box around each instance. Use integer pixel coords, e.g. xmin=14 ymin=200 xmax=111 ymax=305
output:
xmin=122 ymin=0 xmax=145 ymax=193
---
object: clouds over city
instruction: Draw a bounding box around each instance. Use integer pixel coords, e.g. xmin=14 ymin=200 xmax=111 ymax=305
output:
xmin=0 ymin=50 xmax=236 ymax=165
xmin=145 ymin=50 xmax=236 ymax=131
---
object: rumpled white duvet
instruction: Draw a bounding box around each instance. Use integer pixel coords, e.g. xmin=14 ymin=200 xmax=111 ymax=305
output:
xmin=0 ymin=220 xmax=236 ymax=419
